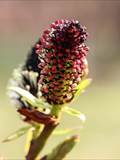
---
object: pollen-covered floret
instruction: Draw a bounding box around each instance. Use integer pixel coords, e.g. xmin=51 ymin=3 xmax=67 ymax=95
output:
xmin=34 ymin=20 xmax=89 ymax=104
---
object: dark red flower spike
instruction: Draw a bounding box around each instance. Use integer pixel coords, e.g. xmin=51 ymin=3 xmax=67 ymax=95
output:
xmin=35 ymin=20 xmax=89 ymax=105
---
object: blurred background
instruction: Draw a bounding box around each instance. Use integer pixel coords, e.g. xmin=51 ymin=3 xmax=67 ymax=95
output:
xmin=0 ymin=0 xmax=120 ymax=159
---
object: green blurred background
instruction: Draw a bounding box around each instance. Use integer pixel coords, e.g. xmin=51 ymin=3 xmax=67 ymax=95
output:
xmin=0 ymin=0 xmax=120 ymax=159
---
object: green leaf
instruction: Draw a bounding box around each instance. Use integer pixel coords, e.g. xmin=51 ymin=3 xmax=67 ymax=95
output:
xmin=53 ymin=127 xmax=82 ymax=135
xmin=42 ymin=135 xmax=80 ymax=160
xmin=75 ymin=78 xmax=92 ymax=98
xmin=25 ymin=127 xmax=34 ymax=154
xmin=64 ymin=107 xmax=86 ymax=122
xmin=25 ymin=125 xmax=42 ymax=154
xmin=9 ymin=86 xmax=44 ymax=108
xmin=2 ymin=126 xmax=31 ymax=143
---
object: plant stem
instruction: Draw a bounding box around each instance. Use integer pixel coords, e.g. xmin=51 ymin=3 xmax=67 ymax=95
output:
xmin=50 ymin=105 xmax=62 ymax=119
xmin=26 ymin=123 xmax=57 ymax=160
xmin=26 ymin=105 xmax=62 ymax=160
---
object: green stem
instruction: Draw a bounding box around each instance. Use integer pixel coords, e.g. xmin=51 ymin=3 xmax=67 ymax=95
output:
xmin=51 ymin=105 xmax=62 ymax=119
xmin=26 ymin=105 xmax=62 ymax=160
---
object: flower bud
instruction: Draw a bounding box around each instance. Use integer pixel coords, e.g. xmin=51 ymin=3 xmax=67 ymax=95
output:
xmin=9 ymin=19 xmax=89 ymax=107
xmin=35 ymin=20 xmax=89 ymax=104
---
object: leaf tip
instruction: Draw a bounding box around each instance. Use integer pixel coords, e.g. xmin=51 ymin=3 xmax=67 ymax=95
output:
xmin=79 ymin=113 xmax=86 ymax=123
xmin=71 ymin=134 xmax=80 ymax=142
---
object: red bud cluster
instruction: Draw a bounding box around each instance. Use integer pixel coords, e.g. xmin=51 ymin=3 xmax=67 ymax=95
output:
xmin=35 ymin=20 xmax=89 ymax=104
